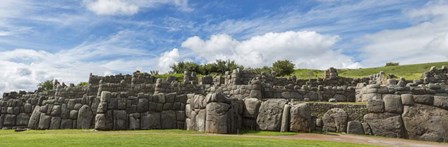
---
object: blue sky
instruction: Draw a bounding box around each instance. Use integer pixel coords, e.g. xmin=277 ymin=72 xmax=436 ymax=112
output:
xmin=0 ymin=0 xmax=448 ymax=93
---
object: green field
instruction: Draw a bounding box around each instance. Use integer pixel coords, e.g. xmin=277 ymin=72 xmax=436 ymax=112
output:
xmin=0 ymin=129 xmax=378 ymax=147
xmin=293 ymin=61 xmax=448 ymax=80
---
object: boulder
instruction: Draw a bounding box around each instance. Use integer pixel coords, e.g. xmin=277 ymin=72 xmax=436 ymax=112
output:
xmin=161 ymin=111 xmax=177 ymax=129
xmin=347 ymin=121 xmax=364 ymax=135
xmin=141 ymin=112 xmax=161 ymax=129
xmin=256 ymin=99 xmax=287 ymax=131
xmin=413 ymin=95 xmax=434 ymax=105
xmin=137 ymin=98 xmax=149 ymax=113
xmin=434 ymin=96 xmax=448 ymax=110
xmin=3 ymin=114 xmax=16 ymax=126
xmin=401 ymin=94 xmax=414 ymax=106
xmin=51 ymin=105 xmax=61 ymax=116
xmin=129 ymin=114 xmax=140 ymax=130
xmin=113 ymin=110 xmax=128 ymax=130
xmin=60 ymin=119 xmax=73 ymax=129
xmin=50 ymin=117 xmax=61 ymax=129
xmin=77 ymin=105 xmax=93 ymax=129
xmin=205 ymin=102 xmax=231 ymax=133
xmin=383 ymin=94 xmax=403 ymax=114
xmin=280 ymin=104 xmax=291 ymax=132
xmin=363 ymin=113 xmax=404 ymax=138
xmin=24 ymin=103 xmax=33 ymax=113
xmin=70 ymin=110 xmax=78 ymax=120
xmin=289 ymin=103 xmax=311 ymax=132
xmin=243 ymin=98 xmax=261 ymax=118
xmin=402 ymin=104 xmax=448 ymax=142
xmin=94 ymin=114 xmax=107 ymax=130
xmin=367 ymin=99 xmax=384 ymax=113
xmin=322 ymin=108 xmax=348 ymax=132
xmin=16 ymin=113 xmax=30 ymax=126
xmin=195 ymin=109 xmax=206 ymax=132
xmin=28 ymin=105 xmax=41 ymax=129
xmin=38 ymin=114 xmax=51 ymax=129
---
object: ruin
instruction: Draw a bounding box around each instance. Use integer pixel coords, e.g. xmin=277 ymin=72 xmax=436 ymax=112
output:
xmin=1 ymin=66 xmax=448 ymax=142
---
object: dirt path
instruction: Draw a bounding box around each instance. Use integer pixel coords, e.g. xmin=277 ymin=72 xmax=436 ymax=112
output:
xmin=267 ymin=133 xmax=447 ymax=147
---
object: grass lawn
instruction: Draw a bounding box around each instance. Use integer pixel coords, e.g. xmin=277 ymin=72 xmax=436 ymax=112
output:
xmin=0 ymin=129 xmax=379 ymax=147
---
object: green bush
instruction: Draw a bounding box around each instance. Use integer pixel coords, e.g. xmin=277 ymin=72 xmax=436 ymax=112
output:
xmin=272 ymin=60 xmax=295 ymax=76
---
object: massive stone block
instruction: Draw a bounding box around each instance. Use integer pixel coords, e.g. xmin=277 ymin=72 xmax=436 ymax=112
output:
xmin=256 ymin=99 xmax=287 ymax=131
xmin=243 ymin=98 xmax=260 ymax=118
xmin=347 ymin=121 xmax=364 ymax=135
xmin=161 ymin=110 xmax=176 ymax=129
xmin=113 ymin=110 xmax=128 ymax=130
xmin=205 ymin=102 xmax=231 ymax=133
xmin=50 ymin=117 xmax=61 ymax=129
xmin=363 ymin=113 xmax=404 ymax=138
xmin=289 ymin=103 xmax=311 ymax=132
xmin=413 ymin=95 xmax=434 ymax=105
xmin=383 ymin=94 xmax=403 ymax=114
xmin=280 ymin=104 xmax=290 ymax=132
xmin=367 ymin=99 xmax=384 ymax=113
xmin=77 ymin=105 xmax=93 ymax=129
xmin=402 ymin=104 xmax=448 ymax=142
xmin=3 ymin=114 xmax=16 ymax=126
xmin=38 ymin=113 xmax=51 ymax=130
xmin=434 ymin=96 xmax=448 ymax=110
xmin=16 ymin=113 xmax=30 ymax=126
xmin=28 ymin=105 xmax=41 ymax=129
xmin=322 ymin=108 xmax=348 ymax=132
xmin=141 ymin=112 xmax=161 ymax=129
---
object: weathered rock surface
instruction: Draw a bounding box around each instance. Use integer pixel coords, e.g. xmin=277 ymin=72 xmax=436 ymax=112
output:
xmin=289 ymin=103 xmax=311 ymax=132
xmin=243 ymin=98 xmax=260 ymax=118
xmin=347 ymin=121 xmax=364 ymax=135
xmin=402 ymin=104 xmax=448 ymax=142
xmin=256 ymin=99 xmax=287 ymax=131
xmin=322 ymin=108 xmax=347 ymax=132
xmin=363 ymin=113 xmax=404 ymax=138
xmin=77 ymin=105 xmax=93 ymax=129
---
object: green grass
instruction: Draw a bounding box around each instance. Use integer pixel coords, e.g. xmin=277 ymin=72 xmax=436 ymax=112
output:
xmin=293 ymin=61 xmax=448 ymax=80
xmin=0 ymin=129 xmax=378 ymax=147
xmin=238 ymin=130 xmax=298 ymax=136
xmin=154 ymin=62 xmax=448 ymax=81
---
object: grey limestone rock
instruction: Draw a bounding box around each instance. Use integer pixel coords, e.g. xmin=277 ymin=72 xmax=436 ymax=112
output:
xmin=256 ymin=99 xmax=287 ymax=131
xmin=322 ymin=108 xmax=348 ymax=132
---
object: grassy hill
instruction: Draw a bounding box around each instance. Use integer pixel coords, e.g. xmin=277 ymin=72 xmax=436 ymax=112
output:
xmin=154 ymin=62 xmax=448 ymax=81
xmin=293 ymin=62 xmax=448 ymax=80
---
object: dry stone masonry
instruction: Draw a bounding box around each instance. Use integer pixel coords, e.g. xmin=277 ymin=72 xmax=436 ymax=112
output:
xmin=1 ymin=66 xmax=448 ymax=142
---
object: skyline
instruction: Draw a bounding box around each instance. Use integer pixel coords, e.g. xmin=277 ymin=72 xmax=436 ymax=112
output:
xmin=0 ymin=0 xmax=448 ymax=93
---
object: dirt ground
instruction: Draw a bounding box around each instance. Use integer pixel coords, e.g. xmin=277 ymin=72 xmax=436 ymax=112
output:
xmin=263 ymin=133 xmax=448 ymax=147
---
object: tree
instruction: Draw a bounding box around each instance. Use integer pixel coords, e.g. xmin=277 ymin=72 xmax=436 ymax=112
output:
xmin=170 ymin=61 xmax=200 ymax=74
xmin=38 ymin=80 xmax=54 ymax=91
xmin=272 ymin=60 xmax=295 ymax=76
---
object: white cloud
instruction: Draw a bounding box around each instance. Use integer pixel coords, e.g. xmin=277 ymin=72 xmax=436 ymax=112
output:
xmin=0 ymin=30 xmax=166 ymax=94
xmin=358 ymin=1 xmax=448 ymax=66
xmin=158 ymin=48 xmax=180 ymax=73
xmin=181 ymin=31 xmax=360 ymax=69
xmin=84 ymin=0 xmax=192 ymax=16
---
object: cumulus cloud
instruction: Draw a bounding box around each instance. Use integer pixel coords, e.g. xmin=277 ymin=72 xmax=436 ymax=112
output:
xmin=358 ymin=1 xmax=448 ymax=66
xmin=181 ymin=31 xmax=360 ymax=69
xmin=0 ymin=30 xmax=164 ymax=94
xmin=158 ymin=48 xmax=180 ymax=73
xmin=84 ymin=0 xmax=192 ymax=16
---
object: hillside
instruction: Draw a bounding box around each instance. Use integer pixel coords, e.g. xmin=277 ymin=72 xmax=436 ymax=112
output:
xmin=293 ymin=61 xmax=448 ymax=80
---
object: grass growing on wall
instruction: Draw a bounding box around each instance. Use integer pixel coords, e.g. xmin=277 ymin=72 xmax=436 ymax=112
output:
xmin=0 ymin=130 xmax=379 ymax=147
